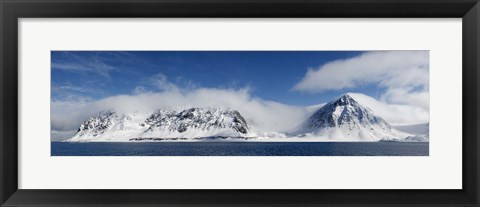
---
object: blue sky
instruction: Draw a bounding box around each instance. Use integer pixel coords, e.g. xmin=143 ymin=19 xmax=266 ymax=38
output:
xmin=51 ymin=51 xmax=391 ymax=106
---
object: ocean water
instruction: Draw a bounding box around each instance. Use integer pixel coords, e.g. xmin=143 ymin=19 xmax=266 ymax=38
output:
xmin=51 ymin=142 xmax=429 ymax=156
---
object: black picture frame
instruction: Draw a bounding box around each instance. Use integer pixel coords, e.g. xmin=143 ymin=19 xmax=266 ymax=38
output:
xmin=1 ymin=0 xmax=479 ymax=206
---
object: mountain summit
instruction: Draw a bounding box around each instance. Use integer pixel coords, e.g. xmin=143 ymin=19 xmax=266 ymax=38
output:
xmin=294 ymin=94 xmax=407 ymax=141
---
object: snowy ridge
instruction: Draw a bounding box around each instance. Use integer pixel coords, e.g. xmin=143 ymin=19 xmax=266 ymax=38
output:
xmin=294 ymin=94 xmax=409 ymax=141
xmin=72 ymin=110 xmax=117 ymax=139
xmin=141 ymin=108 xmax=249 ymax=139
xmin=66 ymin=108 xmax=250 ymax=142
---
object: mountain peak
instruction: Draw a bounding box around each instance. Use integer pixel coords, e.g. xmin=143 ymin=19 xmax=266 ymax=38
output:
xmin=341 ymin=92 xmax=354 ymax=97
xmin=295 ymin=93 xmax=407 ymax=140
xmin=331 ymin=93 xmax=359 ymax=107
xmin=74 ymin=110 xmax=117 ymax=136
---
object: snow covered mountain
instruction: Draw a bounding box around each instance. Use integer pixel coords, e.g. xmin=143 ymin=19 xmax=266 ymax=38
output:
xmin=294 ymin=94 xmax=409 ymax=141
xmin=140 ymin=108 xmax=249 ymax=139
xmin=65 ymin=93 xmax=427 ymax=142
xmin=66 ymin=108 xmax=250 ymax=142
xmin=72 ymin=110 xmax=118 ymax=139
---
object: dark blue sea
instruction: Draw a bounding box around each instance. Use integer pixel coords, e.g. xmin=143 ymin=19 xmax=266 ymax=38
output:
xmin=51 ymin=142 xmax=428 ymax=156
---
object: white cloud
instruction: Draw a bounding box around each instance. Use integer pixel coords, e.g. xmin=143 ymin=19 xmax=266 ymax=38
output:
xmin=292 ymin=51 xmax=429 ymax=110
xmin=150 ymin=73 xmax=179 ymax=92
xmin=380 ymin=88 xmax=429 ymax=110
xmin=133 ymin=86 xmax=148 ymax=94
xmin=348 ymin=93 xmax=429 ymax=125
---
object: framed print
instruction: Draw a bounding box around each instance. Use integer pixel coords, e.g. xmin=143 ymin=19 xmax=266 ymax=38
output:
xmin=1 ymin=0 xmax=479 ymax=206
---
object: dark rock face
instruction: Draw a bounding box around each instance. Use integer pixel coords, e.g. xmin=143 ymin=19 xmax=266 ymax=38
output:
xmin=75 ymin=110 xmax=116 ymax=137
xmin=232 ymin=110 xmax=248 ymax=134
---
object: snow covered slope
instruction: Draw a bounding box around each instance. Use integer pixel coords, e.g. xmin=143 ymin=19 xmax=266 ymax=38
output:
xmin=294 ymin=94 xmax=409 ymax=141
xmin=66 ymin=108 xmax=250 ymax=142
